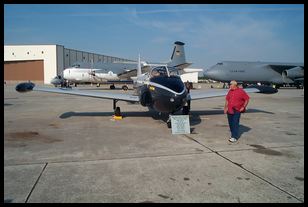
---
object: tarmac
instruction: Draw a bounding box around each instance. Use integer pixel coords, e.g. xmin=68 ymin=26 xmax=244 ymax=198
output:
xmin=4 ymin=83 xmax=304 ymax=203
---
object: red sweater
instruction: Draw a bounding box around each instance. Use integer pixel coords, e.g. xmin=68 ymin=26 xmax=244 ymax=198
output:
xmin=226 ymin=88 xmax=249 ymax=114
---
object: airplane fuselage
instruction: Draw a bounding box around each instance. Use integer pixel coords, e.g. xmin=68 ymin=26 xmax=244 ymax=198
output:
xmin=204 ymin=61 xmax=304 ymax=85
xmin=135 ymin=67 xmax=188 ymax=114
xmin=63 ymin=68 xmax=120 ymax=83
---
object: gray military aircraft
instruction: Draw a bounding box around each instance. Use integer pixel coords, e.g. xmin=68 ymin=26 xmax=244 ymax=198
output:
xmin=16 ymin=54 xmax=278 ymax=128
xmin=204 ymin=61 xmax=304 ymax=88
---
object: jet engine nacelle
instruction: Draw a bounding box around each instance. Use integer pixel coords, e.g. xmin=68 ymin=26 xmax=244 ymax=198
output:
xmin=282 ymin=66 xmax=304 ymax=79
xmin=139 ymin=87 xmax=152 ymax=107
xmin=15 ymin=82 xmax=35 ymax=92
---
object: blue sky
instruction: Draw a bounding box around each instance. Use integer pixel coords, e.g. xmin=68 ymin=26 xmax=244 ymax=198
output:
xmin=4 ymin=4 xmax=304 ymax=69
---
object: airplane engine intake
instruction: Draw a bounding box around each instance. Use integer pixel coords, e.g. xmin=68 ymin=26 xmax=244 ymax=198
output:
xmin=140 ymin=91 xmax=152 ymax=106
xmin=282 ymin=66 xmax=304 ymax=79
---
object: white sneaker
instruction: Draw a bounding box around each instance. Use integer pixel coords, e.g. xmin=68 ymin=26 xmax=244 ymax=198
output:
xmin=229 ymin=137 xmax=237 ymax=143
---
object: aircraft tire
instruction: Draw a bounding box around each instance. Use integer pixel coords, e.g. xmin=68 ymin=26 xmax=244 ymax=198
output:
xmin=114 ymin=107 xmax=121 ymax=116
xmin=182 ymin=106 xmax=189 ymax=115
xmin=122 ymin=85 xmax=128 ymax=91
xmin=110 ymin=84 xmax=115 ymax=90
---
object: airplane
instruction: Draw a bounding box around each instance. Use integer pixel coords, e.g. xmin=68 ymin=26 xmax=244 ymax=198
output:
xmin=203 ymin=61 xmax=304 ymax=89
xmin=52 ymin=41 xmax=193 ymax=89
xmin=16 ymin=55 xmax=278 ymax=128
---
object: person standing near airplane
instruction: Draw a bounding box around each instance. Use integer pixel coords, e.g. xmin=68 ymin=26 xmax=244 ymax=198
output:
xmin=224 ymin=80 xmax=250 ymax=142
xmin=185 ymin=80 xmax=192 ymax=110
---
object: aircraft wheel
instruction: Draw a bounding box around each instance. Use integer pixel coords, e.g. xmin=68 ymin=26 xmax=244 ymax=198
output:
xmin=182 ymin=106 xmax=189 ymax=115
xmin=110 ymin=84 xmax=115 ymax=90
xmin=122 ymin=85 xmax=128 ymax=91
xmin=114 ymin=107 xmax=121 ymax=116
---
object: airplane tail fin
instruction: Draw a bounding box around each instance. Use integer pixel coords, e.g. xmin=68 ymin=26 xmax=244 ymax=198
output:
xmin=167 ymin=41 xmax=192 ymax=69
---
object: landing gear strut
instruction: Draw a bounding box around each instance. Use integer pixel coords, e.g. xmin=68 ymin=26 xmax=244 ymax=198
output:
xmin=113 ymin=99 xmax=121 ymax=116
xmin=167 ymin=115 xmax=172 ymax=128
xmin=182 ymin=98 xmax=191 ymax=115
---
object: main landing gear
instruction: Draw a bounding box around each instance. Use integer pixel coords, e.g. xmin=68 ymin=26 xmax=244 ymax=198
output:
xmin=167 ymin=115 xmax=172 ymax=128
xmin=110 ymin=84 xmax=115 ymax=90
xmin=113 ymin=99 xmax=121 ymax=116
xmin=109 ymin=84 xmax=129 ymax=91
xmin=122 ymin=85 xmax=128 ymax=91
xmin=112 ymin=99 xmax=123 ymax=121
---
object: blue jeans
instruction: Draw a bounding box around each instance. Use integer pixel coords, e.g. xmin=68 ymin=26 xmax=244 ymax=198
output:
xmin=227 ymin=110 xmax=241 ymax=139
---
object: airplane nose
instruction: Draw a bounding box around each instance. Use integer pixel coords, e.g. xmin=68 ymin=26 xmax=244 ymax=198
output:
xmin=203 ymin=68 xmax=216 ymax=79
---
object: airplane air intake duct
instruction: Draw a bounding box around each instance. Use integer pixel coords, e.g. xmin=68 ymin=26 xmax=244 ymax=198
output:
xmin=15 ymin=82 xmax=35 ymax=93
xmin=140 ymin=91 xmax=152 ymax=106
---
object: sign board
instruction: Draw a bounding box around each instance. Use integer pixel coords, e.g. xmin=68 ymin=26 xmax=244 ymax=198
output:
xmin=170 ymin=115 xmax=190 ymax=135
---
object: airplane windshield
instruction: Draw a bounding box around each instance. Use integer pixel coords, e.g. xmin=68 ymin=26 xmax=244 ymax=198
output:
xmin=168 ymin=66 xmax=179 ymax=76
xmin=151 ymin=66 xmax=168 ymax=77
xmin=72 ymin=64 xmax=80 ymax=68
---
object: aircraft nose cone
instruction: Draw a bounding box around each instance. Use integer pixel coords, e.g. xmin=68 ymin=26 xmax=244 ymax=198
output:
xmin=203 ymin=68 xmax=216 ymax=79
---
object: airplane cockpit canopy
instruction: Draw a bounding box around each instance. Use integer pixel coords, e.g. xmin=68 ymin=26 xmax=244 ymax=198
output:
xmin=71 ymin=64 xmax=81 ymax=68
xmin=150 ymin=66 xmax=179 ymax=77
xmin=151 ymin=66 xmax=168 ymax=77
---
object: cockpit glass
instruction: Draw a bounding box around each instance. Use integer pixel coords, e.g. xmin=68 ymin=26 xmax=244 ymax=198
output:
xmin=151 ymin=66 xmax=168 ymax=77
xmin=72 ymin=64 xmax=80 ymax=68
xmin=168 ymin=66 xmax=179 ymax=76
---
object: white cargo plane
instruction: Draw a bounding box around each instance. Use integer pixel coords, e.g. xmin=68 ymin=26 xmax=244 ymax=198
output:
xmin=16 ymin=54 xmax=277 ymax=128
xmin=52 ymin=41 xmax=194 ymax=89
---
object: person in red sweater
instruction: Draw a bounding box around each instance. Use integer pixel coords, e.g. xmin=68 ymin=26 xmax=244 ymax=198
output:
xmin=224 ymin=80 xmax=250 ymax=143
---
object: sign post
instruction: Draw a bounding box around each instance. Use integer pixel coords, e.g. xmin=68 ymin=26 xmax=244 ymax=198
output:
xmin=170 ymin=115 xmax=190 ymax=135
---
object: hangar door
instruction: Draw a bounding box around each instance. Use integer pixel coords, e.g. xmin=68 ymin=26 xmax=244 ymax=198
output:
xmin=4 ymin=60 xmax=44 ymax=82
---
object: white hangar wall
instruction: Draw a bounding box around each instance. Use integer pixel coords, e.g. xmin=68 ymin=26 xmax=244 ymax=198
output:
xmin=4 ymin=44 xmax=133 ymax=84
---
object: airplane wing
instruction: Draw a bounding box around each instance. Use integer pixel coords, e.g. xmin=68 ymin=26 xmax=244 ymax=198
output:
xmin=268 ymin=64 xmax=304 ymax=74
xmin=117 ymin=66 xmax=151 ymax=79
xmin=189 ymin=86 xmax=277 ymax=101
xmin=16 ymin=82 xmax=139 ymax=102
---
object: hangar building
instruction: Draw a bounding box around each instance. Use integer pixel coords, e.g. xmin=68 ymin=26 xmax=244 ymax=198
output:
xmin=4 ymin=45 xmax=134 ymax=84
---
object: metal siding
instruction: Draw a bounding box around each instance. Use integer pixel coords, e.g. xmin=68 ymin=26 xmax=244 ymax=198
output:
xmin=82 ymin=52 xmax=88 ymax=62
xmin=69 ymin=49 xmax=77 ymax=67
xmin=107 ymin=56 xmax=111 ymax=63
xmin=77 ymin=51 xmax=83 ymax=62
xmin=56 ymin=45 xmax=64 ymax=75
xmin=89 ymin=53 xmax=94 ymax=63
xmin=64 ymin=48 xmax=70 ymax=68
xmin=94 ymin=54 xmax=99 ymax=63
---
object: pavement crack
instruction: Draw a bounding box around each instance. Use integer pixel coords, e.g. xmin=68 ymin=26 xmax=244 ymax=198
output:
xmin=183 ymin=134 xmax=304 ymax=203
xmin=25 ymin=162 xmax=48 ymax=203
